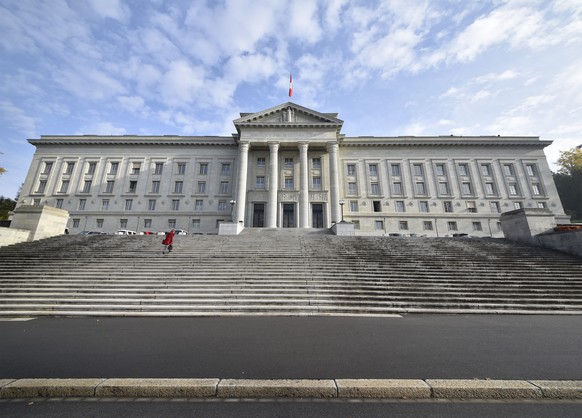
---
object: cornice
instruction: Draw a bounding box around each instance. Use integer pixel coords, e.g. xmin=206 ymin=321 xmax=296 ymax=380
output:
xmin=341 ymin=136 xmax=552 ymax=148
xmin=29 ymin=136 xmax=237 ymax=147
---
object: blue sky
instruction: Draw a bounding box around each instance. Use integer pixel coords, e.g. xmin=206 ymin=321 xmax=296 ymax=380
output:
xmin=1 ymin=0 xmax=582 ymax=199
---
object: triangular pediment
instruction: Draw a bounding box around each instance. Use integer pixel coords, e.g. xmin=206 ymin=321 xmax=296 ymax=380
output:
xmin=234 ymin=102 xmax=343 ymax=127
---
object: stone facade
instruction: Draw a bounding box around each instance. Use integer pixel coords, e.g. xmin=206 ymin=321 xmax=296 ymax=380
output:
xmin=17 ymin=102 xmax=568 ymax=236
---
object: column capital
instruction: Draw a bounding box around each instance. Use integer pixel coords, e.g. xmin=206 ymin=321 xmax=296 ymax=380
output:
xmin=327 ymin=141 xmax=339 ymax=152
xmin=268 ymin=141 xmax=280 ymax=150
xmin=298 ymin=142 xmax=309 ymax=150
xmin=239 ymin=141 xmax=251 ymax=151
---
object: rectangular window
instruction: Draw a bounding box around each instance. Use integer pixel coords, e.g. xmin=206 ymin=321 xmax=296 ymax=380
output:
xmin=284 ymin=158 xmax=294 ymax=168
xmin=72 ymin=219 xmax=80 ymax=228
xmin=199 ymin=163 xmax=208 ymax=175
xmin=503 ymin=164 xmax=514 ymax=176
xmin=467 ymin=201 xmax=477 ymax=213
xmin=391 ymin=164 xmax=401 ymax=176
xmin=370 ymin=182 xmax=380 ymax=195
xmin=373 ymin=201 xmax=381 ymax=212
xmin=395 ymin=201 xmax=405 ymax=212
xmin=393 ymin=182 xmax=403 ymax=195
xmin=490 ymin=201 xmax=501 ymax=213
xmin=87 ymin=162 xmax=96 ymax=175
xmin=485 ymin=182 xmax=495 ymax=195
xmin=448 ymin=221 xmax=458 ymax=231
xmin=508 ymin=183 xmax=518 ymax=195
xmin=419 ymin=201 xmax=429 ymax=213
xmin=125 ymin=199 xmax=132 ymax=211
xmin=56 ymin=199 xmax=63 ymax=209
xmin=59 ymin=180 xmax=69 ymax=193
xmin=399 ymin=221 xmax=409 ymax=230
xmin=349 ymin=201 xmax=358 ymax=212
xmin=96 ymin=219 xmax=104 ymax=228
xmin=171 ymin=199 xmax=180 ymax=211
xmin=312 ymin=176 xmax=321 ymax=189
xmin=120 ymin=219 xmax=128 ymax=228
xmin=481 ymin=164 xmax=491 ymax=176
xmin=443 ymin=201 xmax=453 ymax=213
xmin=526 ymin=164 xmax=536 ymax=176
xmin=462 ymin=182 xmax=472 ymax=195
xmin=347 ymin=164 xmax=356 ymax=176
xmin=375 ymin=220 xmax=384 ymax=230
xmin=369 ymin=164 xmax=378 ymax=176
xmin=220 ymin=181 xmax=229 ymax=194
xmin=33 ymin=198 xmax=41 ymax=206
xmin=221 ymin=163 xmax=231 ymax=175
xmin=256 ymin=176 xmax=265 ymax=189
xmin=472 ymin=222 xmax=483 ymax=231
xmin=174 ymin=181 xmax=183 ymax=194
xmin=192 ymin=219 xmax=201 ymax=229
xmin=458 ymin=164 xmax=468 ymax=176
xmin=218 ymin=200 xmax=227 ymax=211
xmin=537 ymin=202 xmax=547 ymax=209
xmin=148 ymin=199 xmax=156 ymax=211
xmin=66 ymin=162 xmax=76 ymax=175
xmin=151 ymin=181 xmax=160 ymax=193
xmin=312 ymin=158 xmax=321 ymax=169
xmin=82 ymin=181 xmax=91 ymax=193
xmin=413 ymin=164 xmax=423 ymax=176
xmin=43 ymin=162 xmax=53 ymax=174
xmin=105 ymin=181 xmax=115 ymax=193
xmin=197 ymin=181 xmax=206 ymax=194
xmin=514 ymin=201 xmax=523 ymax=210
xmin=177 ymin=163 xmax=186 ymax=175
xmin=423 ymin=221 xmax=433 ymax=231
xmin=101 ymin=199 xmax=109 ymax=210
xmin=532 ymin=183 xmax=541 ymax=195
xmin=438 ymin=182 xmax=449 ymax=195
xmin=109 ymin=162 xmax=119 ymax=175
xmin=257 ymin=157 xmax=266 ymax=168
xmin=195 ymin=199 xmax=203 ymax=211
xmin=168 ymin=219 xmax=176 ymax=229
xmin=284 ymin=177 xmax=294 ymax=189
xmin=435 ymin=164 xmax=445 ymax=176
xmin=348 ymin=182 xmax=357 ymax=195
xmin=79 ymin=199 xmax=86 ymax=210
xmin=154 ymin=163 xmax=164 ymax=175
xmin=131 ymin=163 xmax=141 ymax=175
xmin=416 ymin=182 xmax=426 ymax=195
xmin=129 ymin=180 xmax=137 ymax=193
xmin=353 ymin=220 xmax=360 ymax=230
xmin=144 ymin=219 xmax=152 ymax=228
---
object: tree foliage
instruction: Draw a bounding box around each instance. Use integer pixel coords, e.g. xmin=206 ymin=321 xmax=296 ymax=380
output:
xmin=556 ymin=148 xmax=582 ymax=176
xmin=554 ymin=147 xmax=582 ymax=221
xmin=0 ymin=167 xmax=6 ymax=175
xmin=0 ymin=196 xmax=16 ymax=221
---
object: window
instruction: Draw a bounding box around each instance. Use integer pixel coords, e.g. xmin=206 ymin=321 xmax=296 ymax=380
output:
xmin=537 ymin=202 xmax=547 ymax=209
xmin=503 ymin=164 xmax=514 ymax=176
xmin=59 ymin=180 xmax=69 ymax=193
xmin=43 ymin=162 xmax=53 ymax=174
xmin=109 ymin=162 xmax=119 ymax=175
xmin=93 ymin=219 xmax=103 ymax=229
xmin=154 ymin=163 xmax=164 ymax=175
xmin=144 ymin=219 xmax=152 ymax=228
xmin=101 ymin=199 xmax=109 ymax=210
xmin=415 ymin=182 xmax=426 ymax=195
xmin=399 ymin=221 xmax=409 ymax=230
xmin=435 ymin=164 xmax=445 ymax=176
xmin=349 ymin=201 xmax=358 ymax=212
xmin=177 ymin=163 xmax=186 ymax=175
xmin=171 ymin=199 xmax=180 ymax=211
xmin=458 ymin=164 xmax=468 ymax=176
xmin=132 ymin=163 xmax=141 ymax=175
xmin=369 ymin=164 xmax=378 ymax=176
xmin=72 ymin=219 xmax=80 ymax=228
xmin=284 ymin=158 xmax=294 ymax=168
xmin=370 ymin=182 xmax=380 ymax=195
xmin=485 ymin=182 xmax=495 ymax=195
xmin=461 ymin=182 xmax=472 ymax=195
xmin=168 ymin=219 xmax=176 ymax=229
xmin=347 ymin=164 xmax=356 ymax=176
xmin=423 ymin=221 xmax=433 ymax=231
xmin=514 ymin=201 xmax=523 ymax=210
xmin=82 ymin=180 xmax=92 ymax=193
xmin=221 ymin=163 xmax=231 ymax=175
xmin=373 ymin=201 xmax=381 ymax=212
xmin=33 ymin=198 xmax=41 ymax=206
xmin=413 ymin=164 xmax=423 ymax=176
xmin=438 ymin=182 xmax=449 ymax=195
xmin=87 ymin=162 xmax=96 ymax=175
xmin=192 ymin=219 xmax=201 ymax=229
xmin=218 ymin=200 xmax=227 ymax=211
xmin=195 ymin=199 xmax=203 ymax=211
xmin=472 ymin=222 xmax=483 ymax=231
xmin=125 ymin=199 xmax=132 ymax=211
xmin=526 ymin=164 xmax=536 ymax=176
xmin=257 ymin=157 xmax=266 ymax=168
xmin=353 ymin=220 xmax=360 ymax=230
xmin=348 ymin=182 xmax=358 ymax=195
xmin=66 ymin=162 xmax=76 ymax=175
xmin=197 ymin=181 xmax=206 ymax=194
xmin=284 ymin=177 xmax=293 ymax=189
xmin=419 ymin=201 xmax=429 ymax=212
xmin=395 ymin=201 xmax=405 ymax=212
xmin=391 ymin=164 xmax=401 ymax=176
xmin=105 ymin=181 xmax=115 ymax=193
xmin=393 ymin=182 xmax=403 ymax=195
xmin=256 ymin=176 xmax=265 ymax=189
xmin=220 ymin=181 xmax=229 ymax=194
xmin=448 ymin=221 xmax=458 ymax=231
xmin=443 ymin=201 xmax=453 ymax=213
xmin=120 ymin=219 xmax=128 ymax=228
xmin=508 ymin=183 xmax=518 ymax=195
xmin=312 ymin=158 xmax=321 ymax=169
xmin=174 ymin=181 xmax=183 ymax=194
xmin=467 ymin=201 xmax=477 ymax=213
xmin=532 ymin=183 xmax=541 ymax=195
xmin=490 ymin=201 xmax=500 ymax=213
xmin=56 ymin=199 xmax=63 ymax=209
xmin=481 ymin=164 xmax=491 ymax=176
xmin=197 ymin=163 xmax=208 ymax=175
xmin=31 ymin=180 xmax=42 ymax=194
xmin=151 ymin=181 xmax=160 ymax=194
xmin=375 ymin=220 xmax=384 ymax=230
xmin=312 ymin=176 xmax=321 ymax=189
xmin=129 ymin=180 xmax=137 ymax=193
xmin=79 ymin=199 xmax=86 ymax=210
xmin=148 ymin=199 xmax=156 ymax=211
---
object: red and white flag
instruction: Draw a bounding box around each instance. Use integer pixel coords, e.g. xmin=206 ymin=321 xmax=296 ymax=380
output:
xmin=288 ymin=74 xmax=293 ymax=97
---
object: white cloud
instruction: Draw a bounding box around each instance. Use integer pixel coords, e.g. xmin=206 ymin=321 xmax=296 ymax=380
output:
xmin=0 ymin=101 xmax=36 ymax=136
xmin=79 ymin=122 xmax=127 ymax=136
xmin=87 ymin=0 xmax=130 ymax=22
xmin=158 ymin=60 xmax=206 ymax=107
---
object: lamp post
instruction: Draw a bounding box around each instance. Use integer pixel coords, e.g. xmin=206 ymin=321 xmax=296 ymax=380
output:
xmin=339 ymin=200 xmax=345 ymax=223
xmin=230 ymin=199 xmax=236 ymax=222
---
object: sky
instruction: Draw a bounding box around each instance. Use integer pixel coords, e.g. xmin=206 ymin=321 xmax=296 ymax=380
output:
xmin=1 ymin=0 xmax=582 ymax=200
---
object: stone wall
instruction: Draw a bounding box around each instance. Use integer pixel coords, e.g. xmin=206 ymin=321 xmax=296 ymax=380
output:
xmin=535 ymin=230 xmax=582 ymax=258
xmin=0 ymin=228 xmax=31 ymax=247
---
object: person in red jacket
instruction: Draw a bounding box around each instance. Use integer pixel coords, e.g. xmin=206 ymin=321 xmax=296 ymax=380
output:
xmin=162 ymin=229 xmax=175 ymax=254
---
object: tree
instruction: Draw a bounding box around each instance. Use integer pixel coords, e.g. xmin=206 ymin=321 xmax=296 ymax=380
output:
xmin=553 ymin=147 xmax=582 ymax=222
xmin=0 ymin=167 xmax=5 ymax=175
xmin=0 ymin=196 xmax=16 ymax=221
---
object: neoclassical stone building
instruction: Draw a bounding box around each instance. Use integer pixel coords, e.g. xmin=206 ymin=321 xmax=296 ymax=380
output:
xmin=18 ymin=102 xmax=569 ymax=236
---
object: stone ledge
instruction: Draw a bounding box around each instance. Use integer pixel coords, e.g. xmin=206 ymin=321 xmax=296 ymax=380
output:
xmin=95 ymin=378 xmax=219 ymax=397
xmin=426 ymin=379 xmax=543 ymax=399
xmin=0 ymin=378 xmax=106 ymax=398
xmin=336 ymin=379 xmax=430 ymax=398
xmin=217 ymin=379 xmax=337 ymax=398
xmin=529 ymin=380 xmax=582 ymax=399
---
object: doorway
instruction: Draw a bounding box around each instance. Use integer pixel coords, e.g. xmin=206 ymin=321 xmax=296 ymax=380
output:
xmin=312 ymin=203 xmax=324 ymax=228
xmin=282 ymin=203 xmax=295 ymax=228
xmin=253 ymin=203 xmax=265 ymax=227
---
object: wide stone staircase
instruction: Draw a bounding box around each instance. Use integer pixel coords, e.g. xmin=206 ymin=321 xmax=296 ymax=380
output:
xmin=0 ymin=229 xmax=581 ymax=317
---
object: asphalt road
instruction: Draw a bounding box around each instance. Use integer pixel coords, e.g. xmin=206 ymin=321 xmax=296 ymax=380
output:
xmin=1 ymin=314 xmax=581 ymax=380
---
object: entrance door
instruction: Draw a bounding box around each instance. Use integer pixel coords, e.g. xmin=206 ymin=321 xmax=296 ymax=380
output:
xmin=282 ymin=203 xmax=295 ymax=228
xmin=312 ymin=204 xmax=324 ymax=228
xmin=253 ymin=203 xmax=265 ymax=227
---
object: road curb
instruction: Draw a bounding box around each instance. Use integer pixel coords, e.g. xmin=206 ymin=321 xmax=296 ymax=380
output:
xmin=0 ymin=378 xmax=581 ymax=399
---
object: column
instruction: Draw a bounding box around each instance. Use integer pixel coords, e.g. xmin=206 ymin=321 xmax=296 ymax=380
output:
xmin=328 ymin=142 xmax=341 ymax=224
xmin=234 ymin=142 xmax=250 ymax=224
xmin=299 ymin=142 xmax=310 ymax=228
xmin=267 ymin=142 xmax=279 ymax=228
